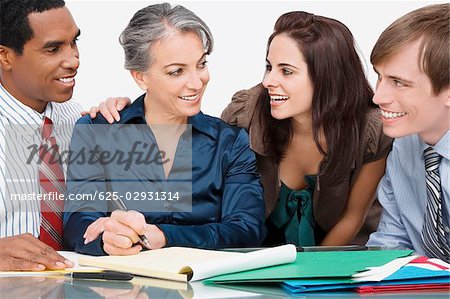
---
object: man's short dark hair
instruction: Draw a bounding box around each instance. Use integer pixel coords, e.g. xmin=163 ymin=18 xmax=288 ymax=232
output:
xmin=0 ymin=0 xmax=66 ymax=54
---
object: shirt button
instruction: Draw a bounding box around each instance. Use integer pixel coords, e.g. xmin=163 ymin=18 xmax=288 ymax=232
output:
xmin=444 ymin=226 xmax=450 ymax=234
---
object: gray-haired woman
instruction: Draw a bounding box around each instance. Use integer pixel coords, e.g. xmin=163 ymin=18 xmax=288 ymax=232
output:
xmin=64 ymin=3 xmax=265 ymax=256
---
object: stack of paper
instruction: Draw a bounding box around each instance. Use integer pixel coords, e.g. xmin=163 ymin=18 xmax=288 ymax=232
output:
xmin=355 ymin=256 xmax=450 ymax=294
xmin=281 ymin=255 xmax=450 ymax=294
xmin=204 ymin=249 xmax=450 ymax=295
xmin=204 ymin=250 xmax=413 ymax=284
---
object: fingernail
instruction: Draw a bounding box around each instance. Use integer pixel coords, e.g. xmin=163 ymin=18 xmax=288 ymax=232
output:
xmin=83 ymin=233 xmax=86 ymax=238
xmin=115 ymin=116 xmax=121 ymax=122
xmin=37 ymin=264 xmax=46 ymax=270
xmin=55 ymin=262 xmax=66 ymax=268
xmin=118 ymin=104 xmax=124 ymax=111
xmin=65 ymin=259 xmax=74 ymax=267
xmin=84 ymin=238 xmax=91 ymax=244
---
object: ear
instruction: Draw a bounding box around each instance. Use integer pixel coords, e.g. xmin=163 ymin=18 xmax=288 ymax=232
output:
xmin=0 ymin=45 xmax=14 ymax=71
xmin=130 ymin=70 xmax=148 ymax=91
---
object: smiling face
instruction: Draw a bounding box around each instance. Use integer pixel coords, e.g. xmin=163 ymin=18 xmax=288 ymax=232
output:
xmin=1 ymin=6 xmax=80 ymax=113
xmin=137 ymin=30 xmax=209 ymax=124
xmin=262 ymin=34 xmax=314 ymax=122
xmin=373 ymin=40 xmax=450 ymax=145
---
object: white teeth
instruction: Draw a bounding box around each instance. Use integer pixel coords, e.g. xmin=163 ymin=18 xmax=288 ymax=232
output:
xmin=380 ymin=109 xmax=407 ymax=119
xmin=180 ymin=94 xmax=199 ymax=101
xmin=270 ymin=95 xmax=289 ymax=101
xmin=59 ymin=77 xmax=74 ymax=83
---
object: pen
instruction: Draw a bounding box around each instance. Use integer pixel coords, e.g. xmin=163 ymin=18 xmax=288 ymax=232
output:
xmin=65 ymin=270 xmax=134 ymax=281
xmin=113 ymin=196 xmax=151 ymax=249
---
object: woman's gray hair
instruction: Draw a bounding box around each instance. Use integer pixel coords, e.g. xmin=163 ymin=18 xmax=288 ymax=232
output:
xmin=119 ymin=3 xmax=214 ymax=72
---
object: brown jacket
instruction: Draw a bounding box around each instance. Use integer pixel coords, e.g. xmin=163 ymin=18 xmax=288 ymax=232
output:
xmin=221 ymin=84 xmax=393 ymax=244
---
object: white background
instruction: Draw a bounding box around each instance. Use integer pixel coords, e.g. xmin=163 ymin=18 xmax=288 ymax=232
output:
xmin=66 ymin=0 xmax=440 ymax=116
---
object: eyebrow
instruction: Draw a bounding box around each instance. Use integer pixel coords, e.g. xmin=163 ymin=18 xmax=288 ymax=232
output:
xmin=266 ymin=59 xmax=300 ymax=70
xmin=163 ymin=53 xmax=207 ymax=69
xmin=42 ymin=29 xmax=81 ymax=49
xmin=373 ymin=67 xmax=414 ymax=84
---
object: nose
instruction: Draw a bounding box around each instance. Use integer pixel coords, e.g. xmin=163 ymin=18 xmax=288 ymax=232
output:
xmin=186 ymin=70 xmax=208 ymax=91
xmin=262 ymin=70 xmax=279 ymax=89
xmin=372 ymin=80 xmax=393 ymax=106
xmin=62 ymin=45 xmax=80 ymax=70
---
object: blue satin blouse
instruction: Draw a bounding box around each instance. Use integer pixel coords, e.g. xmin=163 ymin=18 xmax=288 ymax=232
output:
xmin=63 ymin=95 xmax=266 ymax=255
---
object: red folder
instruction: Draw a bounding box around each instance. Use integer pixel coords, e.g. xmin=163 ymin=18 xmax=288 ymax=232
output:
xmin=357 ymin=283 xmax=450 ymax=294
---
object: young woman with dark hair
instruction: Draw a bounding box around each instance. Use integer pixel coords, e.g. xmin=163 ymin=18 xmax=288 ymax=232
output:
xmin=222 ymin=11 xmax=392 ymax=246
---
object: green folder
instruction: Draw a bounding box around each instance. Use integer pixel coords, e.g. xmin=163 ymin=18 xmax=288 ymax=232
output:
xmin=204 ymin=250 xmax=413 ymax=284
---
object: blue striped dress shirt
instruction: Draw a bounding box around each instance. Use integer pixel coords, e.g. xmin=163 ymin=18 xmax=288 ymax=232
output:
xmin=367 ymin=131 xmax=450 ymax=256
xmin=0 ymin=83 xmax=81 ymax=238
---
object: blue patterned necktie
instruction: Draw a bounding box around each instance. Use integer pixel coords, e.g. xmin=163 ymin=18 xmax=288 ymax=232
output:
xmin=421 ymin=146 xmax=450 ymax=262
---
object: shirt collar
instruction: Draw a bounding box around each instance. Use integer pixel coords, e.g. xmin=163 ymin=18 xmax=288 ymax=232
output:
xmin=43 ymin=103 xmax=55 ymax=123
xmin=120 ymin=94 xmax=217 ymax=140
xmin=188 ymin=112 xmax=217 ymax=140
xmin=0 ymin=82 xmax=55 ymax=142
xmin=0 ymin=82 xmax=45 ymax=125
xmin=419 ymin=130 xmax=450 ymax=160
xmin=432 ymin=130 xmax=450 ymax=160
xmin=119 ymin=94 xmax=146 ymax=124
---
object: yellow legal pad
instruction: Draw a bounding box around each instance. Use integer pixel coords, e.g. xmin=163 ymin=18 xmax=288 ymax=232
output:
xmin=78 ymin=245 xmax=297 ymax=282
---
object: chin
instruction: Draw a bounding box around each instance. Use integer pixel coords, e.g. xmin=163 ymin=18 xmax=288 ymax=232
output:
xmin=270 ymin=111 xmax=289 ymax=120
xmin=184 ymin=107 xmax=201 ymax=117
xmin=382 ymin=127 xmax=411 ymax=139
xmin=53 ymin=92 xmax=73 ymax=103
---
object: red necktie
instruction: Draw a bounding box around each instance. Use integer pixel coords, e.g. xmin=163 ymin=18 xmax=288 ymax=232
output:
xmin=39 ymin=117 xmax=65 ymax=250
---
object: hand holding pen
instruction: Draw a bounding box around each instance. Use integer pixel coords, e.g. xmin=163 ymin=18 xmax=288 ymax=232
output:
xmin=83 ymin=202 xmax=151 ymax=254
xmin=83 ymin=198 xmax=167 ymax=254
xmin=101 ymin=210 xmax=151 ymax=255
xmin=112 ymin=197 xmax=151 ymax=250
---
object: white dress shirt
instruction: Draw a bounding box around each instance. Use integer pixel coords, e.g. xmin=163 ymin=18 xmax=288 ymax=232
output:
xmin=0 ymin=83 xmax=81 ymax=238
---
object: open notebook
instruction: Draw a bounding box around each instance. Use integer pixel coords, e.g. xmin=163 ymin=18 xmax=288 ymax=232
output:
xmin=78 ymin=244 xmax=296 ymax=282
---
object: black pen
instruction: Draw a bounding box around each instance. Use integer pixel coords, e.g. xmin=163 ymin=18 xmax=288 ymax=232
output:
xmin=113 ymin=196 xmax=151 ymax=249
xmin=65 ymin=270 xmax=134 ymax=281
